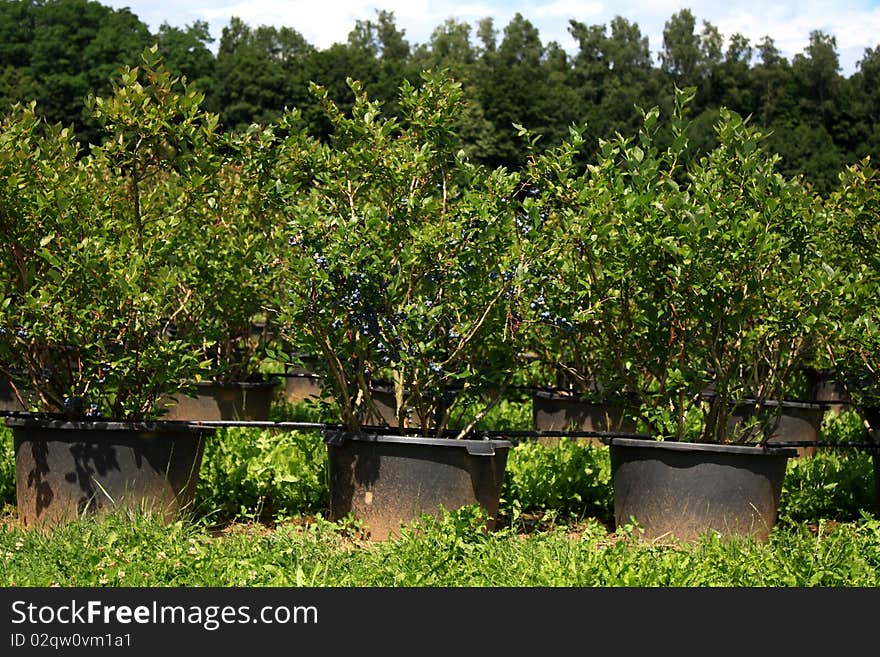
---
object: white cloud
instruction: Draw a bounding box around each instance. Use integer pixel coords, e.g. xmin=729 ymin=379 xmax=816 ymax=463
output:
xmin=532 ymin=1 xmax=603 ymax=19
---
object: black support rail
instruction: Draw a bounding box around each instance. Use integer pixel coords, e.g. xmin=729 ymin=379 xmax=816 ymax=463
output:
xmin=757 ymin=440 xmax=879 ymax=451
xmin=3 ymin=410 xmax=878 ymax=451
xmin=181 ymin=419 xmax=653 ymax=443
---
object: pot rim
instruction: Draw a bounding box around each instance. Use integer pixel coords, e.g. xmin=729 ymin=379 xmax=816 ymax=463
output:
xmin=531 ymin=388 xmax=638 ymax=404
xmin=728 ymin=397 xmax=826 ymax=411
xmin=4 ymin=414 xmax=216 ymax=434
xmin=600 ymin=435 xmax=798 ymax=456
xmin=323 ymin=429 xmax=512 ymax=455
xmin=192 ymin=378 xmax=279 ymax=390
xmin=700 ymin=393 xmax=827 ymax=410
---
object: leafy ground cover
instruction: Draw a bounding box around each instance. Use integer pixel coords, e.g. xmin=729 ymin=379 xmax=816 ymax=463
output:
xmin=1 ymin=402 xmax=877 ymax=587
xmin=3 ymin=506 xmax=880 ymax=587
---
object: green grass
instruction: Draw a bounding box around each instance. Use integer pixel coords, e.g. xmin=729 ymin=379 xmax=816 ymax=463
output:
xmin=502 ymin=438 xmax=614 ymax=526
xmin=1 ymin=401 xmax=878 ymax=587
xmin=0 ymin=422 xmax=14 ymax=507
xmin=194 ymin=426 xmax=328 ymax=523
xmin=2 ymin=507 xmax=880 ymax=586
xmin=778 ymin=409 xmax=877 ymax=527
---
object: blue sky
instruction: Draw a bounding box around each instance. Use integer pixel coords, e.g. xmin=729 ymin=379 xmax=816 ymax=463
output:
xmin=101 ymin=1 xmax=880 ymax=76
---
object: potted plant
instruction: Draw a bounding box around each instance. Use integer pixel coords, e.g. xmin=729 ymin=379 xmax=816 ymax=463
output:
xmin=159 ymin=123 xmax=284 ymax=421
xmin=274 ymin=72 xmax=526 ymax=539
xmin=820 ymin=157 xmax=880 ymax=511
xmin=513 ymin=124 xmax=639 ymax=442
xmin=0 ymin=47 xmax=221 ymax=528
xmin=512 ymin=130 xmax=639 ymax=444
xmin=520 ymin=87 xmax=834 ymax=542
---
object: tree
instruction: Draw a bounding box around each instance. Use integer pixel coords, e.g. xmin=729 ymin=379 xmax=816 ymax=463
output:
xmin=607 ymin=16 xmax=653 ymax=75
xmin=0 ymin=0 xmax=36 ymax=70
xmin=410 ymin=19 xmax=496 ymax=163
xmin=568 ymin=19 xmax=608 ymax=109
xmin=853 ymin=46 xmax=880 ymax=150
xmin=568 ymin=16 xmax=658 ymax=148
xmin=717 ymin=33 xmax=754 ymax=114
xmin=698 ymin=20 xmax=723 ymax=102
xmin=0 ymin=65 xmax=39 ymax=113
xmin=752 ymin=36 xmax=794 ymax=128
xmin=348 ymin=9 xmax=409 ymax=61
xmin=660 ymin=10 xmax=725 ymax=106
xmin=0 ymin=2 xmax=41 ymax=112
xmin=660 ymin=9 xmax=701 ymax=84
xmin=858 ymin=45 xmax=880 ymax=97
xmin=793 ymin=30 xmax=841 ymax=119
xmin=213 ymin=17 xmax=315 ymax=131
xmin=4 ymin=0 xmax=152 ymax=143
xmin=476 ymin=17 xmax=497 ymax=55
xmin=156 ymin=21 xmax=215 ymax=96
xmin=344 ymin=10 xmax=416 ymax=119
xmin=300 ymin=42 xmax=380 ymax=139
xmin=600 ymin=16 xmax=659 ymax=134
xmin=767 ymin=119 xmax=844 ymax=195
xmin=419 ymin=18 xmax=476 ymax=68
xmin=478 ymin=13 xmax=577 ymax=167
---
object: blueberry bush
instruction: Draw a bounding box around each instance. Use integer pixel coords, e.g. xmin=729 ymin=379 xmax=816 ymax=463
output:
xmin=0 ymin=47 xmax=226 ymax=419
xmin=519 ymin=86 xmax=836 ymax=443
xmin=274 ymin=72 xmax=529 ymax=436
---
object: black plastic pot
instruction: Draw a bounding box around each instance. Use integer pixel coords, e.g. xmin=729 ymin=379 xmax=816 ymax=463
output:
xmin=873 ymin=452 xmax=880 ymax=516
xmin=726 ymin=399 xmax=826 ymax=458
xmin=806 ymin=369 xmax=850 ymax=414
xmin=280 ymin=378 xmax=413 ymax=425
xmin=363 ymin=386 xmax=406 ymax=427
xmin=532 ymin=389 xmax=638 ymax=445
xmin=7 ymin=415 xmax=213 ymax=528
xmin=161 ymin=379 xmax=279 ymax=421
xmin=281 ymin=372 xmax=326 ymax=404
xmin=861 ymin=408 xmax=880 ymax=515
xmin=602 ymin=436 xmax=796 ymax=543
xmin=324 ymin=431 xmax=512 ymax=540
xmin=281 ymin=354 xmax=327 ymax=404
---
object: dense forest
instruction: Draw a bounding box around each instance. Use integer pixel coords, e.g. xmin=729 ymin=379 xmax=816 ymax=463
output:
xmin=1 ymin=0 xmax=878 ymax=195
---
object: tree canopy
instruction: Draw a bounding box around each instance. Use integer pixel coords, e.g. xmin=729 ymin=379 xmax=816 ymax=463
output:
xmin=1 ymin=1 xmax=877 ymax=194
